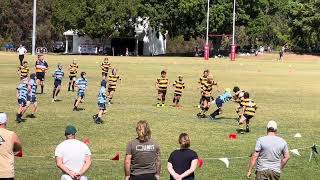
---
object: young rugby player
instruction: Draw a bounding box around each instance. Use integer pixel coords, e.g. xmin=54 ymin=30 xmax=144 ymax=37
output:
xmin=172 ymin=75 xmax=185 ymax=107
xmin=232 ymin=86 xmax=245 ymax=119
xmin=92 ymin=80 xmax=107 ymax=124
xmin=52 ymin=63 xmax=64 ymax=102
xmin=73 ymin=72 xmax=88 ymax=111
xmin=101 ymin=58 xmax=111 ymax=79
xmin=68 ymin=59 xmax=78 ymax=92
xmin=16 ymin=78 xmax=29 ymax=123
xmin=209 ymin=88 xmax=233 ymax=119
xmin=237 ymin=92 xmax=257 ymax=134
xmin=25 ymin=73 xmax=38 ymax=118
xmin=155 ymin=70 xmax=169 ymax=107
xmin=197 ymin=77 xmax=214 ymax=118
xmin=35 ymin=54 xmax=48 ymax=94
xmin=107 ymin=68 xmax=121 ymax=105
xmin=198 ymin=69 xmax=209 ymax=108
xmin=17 ymin=61 xmax=29 ymax=79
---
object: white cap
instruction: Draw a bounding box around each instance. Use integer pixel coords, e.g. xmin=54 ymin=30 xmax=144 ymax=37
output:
xmin=267 ymin=120 xmax=277 ymax=130
xmin=0 ymin=113 xmax=8 ymax=124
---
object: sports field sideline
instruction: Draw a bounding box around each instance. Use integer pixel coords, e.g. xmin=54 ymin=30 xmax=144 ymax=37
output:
xmin=0 ymin=52 xmax=320 ymax=179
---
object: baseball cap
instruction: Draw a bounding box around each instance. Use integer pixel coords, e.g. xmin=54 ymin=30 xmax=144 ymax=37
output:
xmin=65 ymin=125 xmax=77 ymax=135
xmin=0 ymin=113 xmax=8 ymax=124
xmin=267 ymin=120 xmax=277 ymax=130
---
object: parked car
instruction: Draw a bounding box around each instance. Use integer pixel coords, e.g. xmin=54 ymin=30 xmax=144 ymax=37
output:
xmin=53 ymin=41 xmax=65 ymax=53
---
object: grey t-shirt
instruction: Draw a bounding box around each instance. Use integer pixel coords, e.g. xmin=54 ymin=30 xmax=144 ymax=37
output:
xmin=255 ymin=135 xmax=288 ymax=173
xmin=126 ymin=138 xmax=160 ymax=176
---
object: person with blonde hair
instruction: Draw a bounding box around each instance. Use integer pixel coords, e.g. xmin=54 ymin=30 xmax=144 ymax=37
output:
xmin=124 ymin=121 xmax=161 ymax=180
xmin=167 ymin=133 xmax=198 ymax=180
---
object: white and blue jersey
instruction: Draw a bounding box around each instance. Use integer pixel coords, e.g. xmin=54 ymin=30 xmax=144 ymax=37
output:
xmin=53 ymin=69 xmax=64 ymax=81
xmin=76 ymin=78 xmax=88 ymax=98
xmin=28 ymin=79 xmax=37 ymax=102
xmin=17 ymin=83 xmax=28 ymax=106
xmin=216 ymin=91 xmax=232 ymax=108
xmin=97 ymin=87 xmax=106 ymax=110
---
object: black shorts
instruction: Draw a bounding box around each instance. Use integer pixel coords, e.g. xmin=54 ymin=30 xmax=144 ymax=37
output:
xmin=244 ymin=114 xmax=253 ymax=121
xmin=129 ymin=174 xmax=156 ymax=180
xmin=98 ymin=103 xmax=106 ymax=110
xmin=69 ymin=76 xmax=76 ymax=81
xmin=174 ymin=93 xmax=182 ymax=97
xmin=158 ymin=90 xmax=167 ymax=96
xmin=202 ymin=95 xmax=211 ymax=102
xmin=36 ymin=72 xmax=45 ymax=81
xmin=102 ymin=72 xmax=108 ymax=77
xmin=27 ymin=96 xmax=37 ymax=103
xmin=18 ymin=99 xmax=27 ymax=107
xmin=54 ymin=79 xmax=62 ymax=88
xmin=19 ymin=55 xmax=24 ymax=61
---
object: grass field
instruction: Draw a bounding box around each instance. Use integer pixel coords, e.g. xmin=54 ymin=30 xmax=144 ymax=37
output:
xmin=0 ymin=52 xmax=320 ymax=180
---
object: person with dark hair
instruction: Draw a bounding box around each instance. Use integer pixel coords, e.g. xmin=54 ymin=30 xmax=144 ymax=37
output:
xmin=0 ymin=112 xmax=23 ymax=180
xmin=172 ymin=75 xmax=185 ymax=107
xmin=247 ymin=121 xmax=290 ymax=180
xmin=52 ymin=63 xmax=64 ymax=102
xmin=197 ymin=69 xmax=210 ymax=109
xmin=197 ymin=77 xmax=216 ymax=118
xmin=17 ymin=61 xmax=29 ymax=80
xmin=124 ymin=121 xmax=161 ymax=180
xmin=232 ymin=86 xmax=245 ymax=119
xmin=237 ymin=92 xmax=257 ymax=134
xmin=92 ymin=80 xmax=107 ymax=124
xmin=68 ymin=59 xmax=78 ymax=92
xmin=155 ymin=70 xmax=169 ymax=107
xmin=107 ymin=68 xmax=121 ymax=105
xmin=73 ymin=72 xmax=88 ymax=111
xmin=167 ymin=133 xmax=198 ymax=180
xmin=55 ymin=125 xmax=92 ymax=180
xmin=35 ymin=54 xmax=48 ymax=94
xmin=101 ymin=58 xmax=111 ymax=79
xmin=16 ymin=78 xmax=29 ymax=123
xmin=25 ymin=73 xmax=38 ymax=118
xmin=17 ymin=45 xmax=27 ymax=66
xmin=208 ymin=88 xmax=233 ymax=119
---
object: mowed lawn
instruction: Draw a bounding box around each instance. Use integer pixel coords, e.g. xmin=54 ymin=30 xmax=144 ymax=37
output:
xmin=0 ymin=52 xmax=320 ymax=180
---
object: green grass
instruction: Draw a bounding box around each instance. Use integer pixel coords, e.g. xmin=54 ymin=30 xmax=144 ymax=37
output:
xmin=0 ymin=52 xmax=320 ymax=180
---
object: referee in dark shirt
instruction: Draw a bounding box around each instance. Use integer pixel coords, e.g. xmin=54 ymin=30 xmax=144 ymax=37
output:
xmin=167 ymin=133 xmax=198 ymax=180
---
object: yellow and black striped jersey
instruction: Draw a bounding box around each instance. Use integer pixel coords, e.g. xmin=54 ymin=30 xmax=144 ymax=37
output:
xmin=199 ymin=76 xmax=208 ymax=91
xmin=240 ymin=98 xmax=257 ymax=116
xmin=101 ymin=62 xmax=111 ymax=73
xmin=18 ymin=66 xmax=29 ymax=78
xmin=156 ymin=77 xmax=169 ymax=91
xmin=234 ymin=90 xmax=245 ymax=103
xmin=173 ymin=80 xmax=185 ymax=95
xmin=69 ymin=63 xmax=79 ymax=76
xmin=108 ymin=75 xmax=120 ymax=89
xmin=202 ymin=81 xmax=213 ymax=96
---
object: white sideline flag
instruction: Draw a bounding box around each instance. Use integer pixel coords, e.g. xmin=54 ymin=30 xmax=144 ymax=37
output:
xmin=290 ymin=149 xmax=301 ymax=156
xmin=219 ymin=158 xmax=229 ymax=168
xmin=294 ymin=133 xmax=302 ymax=138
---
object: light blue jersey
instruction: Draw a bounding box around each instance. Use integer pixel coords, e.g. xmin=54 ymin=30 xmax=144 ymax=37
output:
xmin=29 ymin=79 xmax=37 ymax=97
xmin=219 ymin=91 xmax=232 ymax=103
xmin=53 ymin=69 xmax=64 ymax=80
xmin=76 ymin=78 xmax=88 ymax=93
xmin=97 ymin=86 xmax=106 ymax=104
xmin=17 ymin=83 xmax=28 ymax=100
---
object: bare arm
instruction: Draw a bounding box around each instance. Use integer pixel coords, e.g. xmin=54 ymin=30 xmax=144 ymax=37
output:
xmin=180 ymin=159 xmax=198 ymax=178
xmin=12 ymin=133 xmax=22 ymax=153
xmin=155 ymin=150 xmax=161 ymax=179
xmin=167 ymin=162 xmax=180 ymax=179
xmin=247 ymin=152 xmax=259 ymax=178
xmin=55 ymin=157 xmax=77 ymax=178
xmin=77 ymin=155 xmax=92 ymax=176
xmin=281 ymin=150 xmax=290 ymax=170
xmin=124 ymin=155 xmax=131 ymax=179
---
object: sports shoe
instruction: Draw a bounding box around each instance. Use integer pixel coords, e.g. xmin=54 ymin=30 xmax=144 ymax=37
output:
xmin=73 ymin=107 xmax=78 ymax=111
xmin=156 ymin=104 xmax=160 ymax=108
xmin=29 ymin=114 xmax=36 ymax=118
xmin=92 ymin=115 xmax=97 ymax=120
xmin=197 ymin=105 xmax=201 ymax=109
xmin=161 ymin=104 xmax=165 ymax=107
xmin=245 ymin=125 xmax=250 ymax=133
xmin=237 ymin=128 xmax=245 ymax=134
xmin=52 ymin=99 xmax=55 ymax=102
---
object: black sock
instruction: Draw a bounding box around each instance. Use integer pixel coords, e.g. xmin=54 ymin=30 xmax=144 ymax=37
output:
xmin=210 ymin=109 xmax=220 ymax=117
xmin=173 ymin=98 xmax=176 ymax=103
xmin=72 ymin=82 xmax=75 ymax=91
xmin=41 ymin=85 xmax=44 ymax=93
xmin=68 ymin=82 xmax=71 ymax=90
xmin=55 ymin=89 xmax=60 ymax=97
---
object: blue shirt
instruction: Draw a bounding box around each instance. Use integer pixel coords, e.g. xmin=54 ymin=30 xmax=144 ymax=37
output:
xmin=76 ymin=78 xmax=88 ymax=93
xmin=29 ymin=79 xmax=37 ymax=97
xmin=53 ymin=69 xmax=64 ymax=80
xmin=17 ymin=83 xmax=28 ymax=100
xmin=219 ymin=92 xmax=232 ymax=103
xmin=97 ymin=87 xmax=106 ymax=104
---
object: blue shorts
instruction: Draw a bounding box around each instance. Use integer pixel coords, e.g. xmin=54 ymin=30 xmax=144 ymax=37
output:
xmin=77 ymin=92 xmax=85 ymax=99
xmin=98 ymin=103 xmax=106 ymax=110
xmin=54 ymin=79 xmax=62 ymax=88
xmin=215 ymin=97 xmax=224 ymax=108
xmin=27 ymin=96 xmax=37 ymax=103
xmin=18 ymin=99 xmax=27 ymax=107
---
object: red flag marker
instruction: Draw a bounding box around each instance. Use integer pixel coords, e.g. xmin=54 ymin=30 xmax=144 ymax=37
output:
xmin=228 ymin=133 xmax=237 ymax=140
xmin=83 ymin=138 xmax=90 ymax=145
xmin=111 ymin=152 xmax=120 ymax=161
xmin=15 ymin=150 xmax=23 ymax=157
xmin=198 ymin=158 xmax=204 ymax=168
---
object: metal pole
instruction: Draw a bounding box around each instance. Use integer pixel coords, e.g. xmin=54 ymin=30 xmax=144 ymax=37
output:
xmin=32 ymin=0 xmax=37 ymax=55
xmin=206 ymin=0 xmax=210 ymax=45
xmin=232 ymin=0 xmax=236 ymax=45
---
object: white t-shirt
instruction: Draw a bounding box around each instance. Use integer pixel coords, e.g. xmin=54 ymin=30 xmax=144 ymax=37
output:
xmin=55 ymin=139 xmax=91 ymax=173
xmin=17 ymin=47 xmax=27 ymax=55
